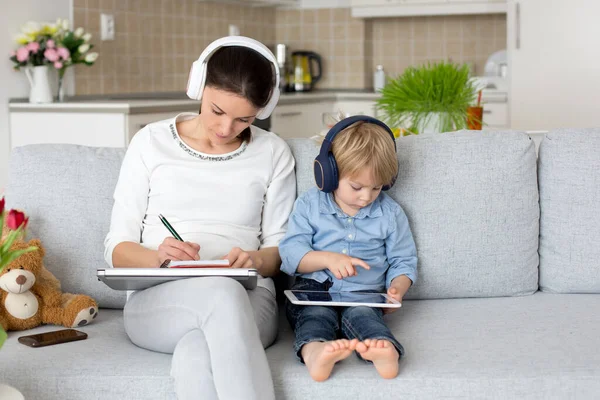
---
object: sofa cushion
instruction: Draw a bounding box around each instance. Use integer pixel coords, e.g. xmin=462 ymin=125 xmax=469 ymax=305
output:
xmin=538 ymin=129 xmax=600 ymax=293
xmin=5 ymin=145 xmax=127 ymax=308
xmin=2 ymin=294 xmax=599 ymax=399
xmin=288 ymin=132 xmax=539 ymax=299
xmin=392 ymin=131 xmax=539 ymax=299
xmin=286 ymin=138 xmax=319 ymax=197
xmin=0 ymin=310 xmax=175 ymax=400
xmin=268 ymin=292 xmax=600 ymax=399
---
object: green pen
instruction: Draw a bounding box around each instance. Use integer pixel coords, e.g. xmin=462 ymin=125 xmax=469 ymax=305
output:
xmin=158 ymin=214 xmax=184 ymax=242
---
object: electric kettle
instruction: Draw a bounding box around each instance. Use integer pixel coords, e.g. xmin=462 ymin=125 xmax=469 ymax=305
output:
xmin=291 ymin=51 xmax=322 ymax=92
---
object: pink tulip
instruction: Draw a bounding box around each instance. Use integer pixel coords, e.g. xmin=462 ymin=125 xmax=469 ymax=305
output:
xmin=57 ymin=47 xmax=70 ymax=59
xmin=54 ymin=61 xmax=63 ymax=69
xmin=0 ymin=197 xmax=5 ymax=214
xmin=46 ymin=39 xmax=55 ymax=48
xmin=26 ymin=42 xmax=40 ymax=53
xmin=16 ymin=47 xmax=29 ymax=62
xmin=44 ymin=48 xmax=59 ymax=62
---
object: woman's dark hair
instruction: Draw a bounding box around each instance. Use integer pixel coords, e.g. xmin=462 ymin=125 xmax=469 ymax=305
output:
xmin=205 ymin=46 xmax=275 ymax=141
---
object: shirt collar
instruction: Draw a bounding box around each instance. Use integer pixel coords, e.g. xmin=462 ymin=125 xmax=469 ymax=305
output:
xmin=318 ymin=190 xmax=383 ymax=219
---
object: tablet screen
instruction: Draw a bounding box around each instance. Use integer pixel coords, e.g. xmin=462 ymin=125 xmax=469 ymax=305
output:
xmin=292 ymin=291 xmax=389 ymax=304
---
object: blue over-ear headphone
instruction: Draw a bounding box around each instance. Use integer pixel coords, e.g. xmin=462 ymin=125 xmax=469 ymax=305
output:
xmin=313 ymin=115 xmax=398 ymax=193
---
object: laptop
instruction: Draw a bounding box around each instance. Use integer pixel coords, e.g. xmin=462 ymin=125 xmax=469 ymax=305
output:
xmin=97 ymin=268 xmax=258 ymax=291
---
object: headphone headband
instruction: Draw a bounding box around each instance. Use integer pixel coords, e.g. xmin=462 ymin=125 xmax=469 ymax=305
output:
xmin=319 ymin=115 xmax=397 ymax=157
xmin=186 ymin=36 xmax=280 ymax=120
xmin=314 ymin=115 xmax=398 ymax=193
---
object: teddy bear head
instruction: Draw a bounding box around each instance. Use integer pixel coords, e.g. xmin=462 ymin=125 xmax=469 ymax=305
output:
xmin=0 ymin=239 xmax=44 ymax=295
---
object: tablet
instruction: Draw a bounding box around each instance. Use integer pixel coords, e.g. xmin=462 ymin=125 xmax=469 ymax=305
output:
xmin=97 ymin=268 xmax=258 ymax=291
xmin=284 ymin=290 xmax=401 ymax=308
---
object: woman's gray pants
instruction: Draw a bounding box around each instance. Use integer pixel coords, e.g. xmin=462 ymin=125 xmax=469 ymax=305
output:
xmin=124 ymin=277 xmax=277 ymax=400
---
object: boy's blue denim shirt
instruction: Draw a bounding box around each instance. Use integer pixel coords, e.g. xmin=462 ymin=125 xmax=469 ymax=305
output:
xmin=279 ymin=186 xmax=418 ymax=292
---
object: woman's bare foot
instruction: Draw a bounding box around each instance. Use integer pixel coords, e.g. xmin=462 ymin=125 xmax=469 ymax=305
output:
xmin=301 ymin=339 xmax=358 ymax=381
xmin=356 ymin=339 xmax=399 ymax=379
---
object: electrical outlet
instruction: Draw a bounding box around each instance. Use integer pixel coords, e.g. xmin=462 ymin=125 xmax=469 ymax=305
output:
xmin=100 ymin=14 xmax=115 ymax=41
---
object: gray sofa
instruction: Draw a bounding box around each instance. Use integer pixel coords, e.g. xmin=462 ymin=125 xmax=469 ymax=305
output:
xmin=2 ymin=130 xmax=600 ymax=399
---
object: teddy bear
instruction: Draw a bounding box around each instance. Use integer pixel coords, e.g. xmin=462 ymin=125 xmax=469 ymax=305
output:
xmin=0 ymin=238 xmax=99 ymax=331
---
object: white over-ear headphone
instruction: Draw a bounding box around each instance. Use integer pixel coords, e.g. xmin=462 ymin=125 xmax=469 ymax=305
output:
xmin=186 ymin=36 xmax=280 ymax=120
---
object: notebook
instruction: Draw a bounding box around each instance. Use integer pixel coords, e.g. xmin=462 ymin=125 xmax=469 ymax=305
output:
xmin=97 ymin=266 xmax=258 ymax=291
xmin=165 ymin=259 xmax=231 ymax=268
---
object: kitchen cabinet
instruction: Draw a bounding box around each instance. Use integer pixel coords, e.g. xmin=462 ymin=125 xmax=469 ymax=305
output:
xmin=271 ymin=98 xmax=379 ymax=139
xmin=507 ymin=0 xmax=600 ymax=130
xmin=333 ymin=100 xmax=378 ymax=118
xmin=270 ymin=102 xmax=334 ymax=139
xmin=350 ymin=0 xmax=506 ymax=17
xmin=295 ymin=0 xmax=351 ymax=8
xmin=8 ymin=95 xmax=381 ymax=147
xmin=9 ymin=111 xmax=181 ymax=149
xmin=8 ymin=100 xmax=200 ymax=149
xmin=199 ymin=0 xmax=299 ymax=6
xmin=481 ymin=103 xmax=508 ymax=129
xmin=10 ymin=111 xmax=128 ymax=148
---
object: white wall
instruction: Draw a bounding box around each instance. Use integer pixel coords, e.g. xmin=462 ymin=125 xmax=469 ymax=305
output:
xmin=0 ymin=0 xmax=71 ymax=193
xmin=508 ymin=0 xmax=600 ymax=130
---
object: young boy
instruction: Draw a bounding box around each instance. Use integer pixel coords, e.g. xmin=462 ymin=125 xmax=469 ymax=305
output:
xmin=279 ymin=116 xmax=417 ymax=382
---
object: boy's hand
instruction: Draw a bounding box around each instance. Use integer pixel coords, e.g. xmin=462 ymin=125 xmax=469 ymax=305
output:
xmin=384 ymin=275 xmax=412 ymax=314
xmin=384 ymin=286 xmax=403 ymax=314
xmin=325 ymin=253 xmax=370 ymax=280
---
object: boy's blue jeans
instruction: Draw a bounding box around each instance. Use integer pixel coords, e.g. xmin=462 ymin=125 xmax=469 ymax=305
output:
xmin=285 ymin=277 xmax=404 ymax=363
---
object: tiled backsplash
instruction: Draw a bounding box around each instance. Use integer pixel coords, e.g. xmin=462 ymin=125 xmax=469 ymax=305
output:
xmin=275 ymin=8 xmax=368 ymax=90
xmin=72 ymin=0 xmax=275 ymax=95
xmin=73 ymin=1 xmax=505 ymax=95
xmin=277 ymin=9 xmax=506 ymax=89
xmin=367 ymin=14 xmax=507 ymax=79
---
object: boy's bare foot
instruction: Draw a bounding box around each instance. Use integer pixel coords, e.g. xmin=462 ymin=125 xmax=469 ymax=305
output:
xmin=301 ymin=339 xmax=358 ymax=382
xmin=356 ymin=339 xmax=399 ymax=379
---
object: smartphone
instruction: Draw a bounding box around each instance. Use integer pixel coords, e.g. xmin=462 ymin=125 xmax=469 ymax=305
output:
xmin=18 ymin=329 xmax=88 ymax=348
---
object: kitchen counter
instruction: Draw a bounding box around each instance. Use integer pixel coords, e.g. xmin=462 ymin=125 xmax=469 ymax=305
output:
xmin=8 ymin=89 xmax=508 ymax=114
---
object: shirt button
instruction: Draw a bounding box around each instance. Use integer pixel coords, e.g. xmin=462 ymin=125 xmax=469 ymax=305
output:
xmin=347 ymin=218 xmax=352 ymax=223
xmin=342 ymin=249 xmax=347 ymax=254
xmin=348 ymin=234 xmax=353 ymax=239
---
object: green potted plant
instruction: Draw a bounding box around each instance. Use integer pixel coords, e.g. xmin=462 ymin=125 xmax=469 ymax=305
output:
xmin=376 ymin=61 xmax=479 ymax=134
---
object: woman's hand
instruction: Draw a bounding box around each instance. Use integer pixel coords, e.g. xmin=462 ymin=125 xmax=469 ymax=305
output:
xmin=324 ymin=253 xmax=370 ymax=280
xmin=157 ymin=238 xmax=200 ymax=264
xmin=224 ymin=247 xmax=256 ymax=269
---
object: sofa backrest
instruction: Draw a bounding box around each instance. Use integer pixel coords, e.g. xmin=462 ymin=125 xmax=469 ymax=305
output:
xmin=537 ymin=128 xmax=600 ymax=293
xmin=6 ymin=131 xmax=541 ymax=308
xmin=289 ymin=131 xmax=540 ymax=300
xmin=6 ymin=145 xmax=127 ymax=309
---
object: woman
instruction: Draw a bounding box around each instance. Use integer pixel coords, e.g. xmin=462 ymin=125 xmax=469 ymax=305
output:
xmin=104 ymin=37 xmax=296 ymax=400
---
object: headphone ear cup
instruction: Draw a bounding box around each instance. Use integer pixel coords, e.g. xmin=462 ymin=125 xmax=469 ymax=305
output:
xmin=382 ymin=161 xmax=399 ymax=191
xmin=327 ymin=153 xmax=339 ymax=192
xmin=186 ymin=60 xmax=207 ymax=101
xmin=314 ymin=153 xmax=338 ymax=193
xmin=313 ymin=157 xmax=325 ymax=191
xmin=256 ymin=87 xmax=280 ymax=120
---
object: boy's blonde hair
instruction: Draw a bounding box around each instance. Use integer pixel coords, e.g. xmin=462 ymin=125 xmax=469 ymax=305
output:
xmin=331 ymin=121 xmax=398 ymax=186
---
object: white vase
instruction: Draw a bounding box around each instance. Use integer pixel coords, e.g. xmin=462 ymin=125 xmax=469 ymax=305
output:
xmin=24 ymin=65 xmax=53 ymax=103
xmin=418 ymin=112 xmax=450 ymax=135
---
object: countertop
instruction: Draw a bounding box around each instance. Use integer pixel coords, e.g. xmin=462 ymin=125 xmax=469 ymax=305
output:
xmin=8 ymin=89 xmax=508 ymax=114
